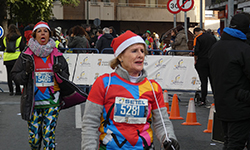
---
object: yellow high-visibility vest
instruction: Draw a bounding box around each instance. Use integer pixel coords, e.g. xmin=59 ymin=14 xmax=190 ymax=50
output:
xmin=3 ymin=36 xmax=22 ymax=61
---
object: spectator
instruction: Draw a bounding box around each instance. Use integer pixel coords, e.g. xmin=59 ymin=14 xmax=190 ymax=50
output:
xmin=193 ymin=27 xmax=217 ymax=106
xmin=145 ymin=30 xmax=154 ymax=50
xmin=55 ymin=26 xmax=67 ymax=48
xmin=83 ymin=24 xmax=94 ymax=48
xmin=68 ymin=25 xmax=90 ymax=53
xmin=24 ymin=24 xmax=34 ymax=45
xmin=109 ymin=26 xmax=117 ymax=38
xmin=11 ymin=21 xmax=69 ymax=149
xmin=171 ymin=25 xmax=189 ymax=56
xmin=96 ymin=27 xmax=113 ymax=52
xmin=209 ymin=13 xmax=250 ymax=149
xmin=51 ymin=27 xmax=65 ymax=50
xmin=1 ymin=24 xmax=25 ymax=95
xmin=81 ymin=30 xmax=179 ymax=150
xmin=97 ymin=29 xmax=103 ymax=40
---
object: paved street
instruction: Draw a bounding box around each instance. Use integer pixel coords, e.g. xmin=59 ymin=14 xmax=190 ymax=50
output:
xmin=0 ymin=83 xmax=224 ymax=150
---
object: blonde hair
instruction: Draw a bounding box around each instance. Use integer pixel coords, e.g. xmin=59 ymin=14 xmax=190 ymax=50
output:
xmin=109 ymin=43 xmax=148 ymax=70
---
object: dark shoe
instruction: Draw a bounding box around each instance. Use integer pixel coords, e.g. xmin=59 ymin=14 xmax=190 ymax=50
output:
xmin=9 ymin=92 xmax=14 ymax=96
xmin=198 ymin=102 xmax=206 ymax=107
xmin=15 ymin=92 xmax=22 ymax=95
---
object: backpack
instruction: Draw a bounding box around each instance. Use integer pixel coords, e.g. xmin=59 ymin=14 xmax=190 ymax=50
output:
xmin=6 ymin=40 xmax=17 ymax=53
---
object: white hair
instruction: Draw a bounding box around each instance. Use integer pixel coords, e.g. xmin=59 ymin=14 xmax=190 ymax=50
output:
xmin=103 ymin=27 xmax=110 ymax=34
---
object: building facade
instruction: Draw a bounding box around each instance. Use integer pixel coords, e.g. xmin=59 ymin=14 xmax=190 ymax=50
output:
xmin=51 ymin=0 xmax=203 ymax=37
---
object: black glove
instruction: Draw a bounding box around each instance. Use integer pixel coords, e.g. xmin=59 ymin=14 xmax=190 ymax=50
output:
xmin=163 ymin=138 xmax=180 ymax=150
xmin=53 ymin=63 xmax=62 ymax=73
xmin=25 ymin=60 xmax=33 ymax=74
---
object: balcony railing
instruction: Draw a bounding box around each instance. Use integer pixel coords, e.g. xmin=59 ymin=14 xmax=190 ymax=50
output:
xmin=117 ymin=3 xmax=168 ymax=8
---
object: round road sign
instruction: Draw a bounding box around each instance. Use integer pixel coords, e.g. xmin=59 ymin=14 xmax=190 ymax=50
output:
xmin=177 ymin=0 xmax=194 ymax=12
xmin=167 ymin=0 xmax=181 ymax=14
xmin=93 ymin=18 xmax=101 ymax=27
xmin=0 ymin=26 xmax=4 ymax=38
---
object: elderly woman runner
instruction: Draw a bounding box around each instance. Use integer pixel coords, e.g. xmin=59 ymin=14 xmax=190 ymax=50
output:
xmin=81 ymin=30 xmax=179 ymax=150
xmin=11 ymin=21 xmax=69 ymax=149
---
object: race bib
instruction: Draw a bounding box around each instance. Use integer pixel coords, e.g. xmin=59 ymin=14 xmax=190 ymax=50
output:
xmin=113 ymin=97 xmax=148 ymax=124
xmin=35 ymin=72 xmax=54 ymax=87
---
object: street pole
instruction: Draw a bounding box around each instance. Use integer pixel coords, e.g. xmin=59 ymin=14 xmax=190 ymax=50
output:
xmin=87 ymin=0 xmax=89 ymax=24
xmin=174 ymin=14 xmax=176 ymax=28
xmin=200 ymin=0 xmax=202 ymax=29
xmin=185 ymin=12 xmax=188 ymax=43
xmin=228 ymin=0 xmax=234 ymax=27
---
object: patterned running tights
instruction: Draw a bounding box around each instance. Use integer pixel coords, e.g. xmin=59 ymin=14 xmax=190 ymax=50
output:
xmin=27 ymin=106 xmax=60 ymax=150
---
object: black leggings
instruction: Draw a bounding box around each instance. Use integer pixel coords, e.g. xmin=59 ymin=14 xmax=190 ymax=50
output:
xmin=5 ymin=64 xmax=21 ymax=93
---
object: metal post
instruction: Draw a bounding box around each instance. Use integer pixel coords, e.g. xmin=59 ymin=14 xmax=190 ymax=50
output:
xmin=174 ymin=14 xmax=176 ymax=28
xmin=200 ymin=0 xmax=202 ymax=29
xmin=184 ymin=12 xmax=188 ymax=43
xmin=228 ymin=0 xmax=234 ymax=27
xmin=87 ymin=0 xmax=89 ymax=24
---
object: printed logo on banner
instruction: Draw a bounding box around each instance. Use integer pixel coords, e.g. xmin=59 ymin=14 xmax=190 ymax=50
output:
xmin=0 ymin=54 xmax=3 ymax=60
xmin=191 ymin=77 xmax=200 ymax=85
xmin=76 ymin=71 xmax=87 ymax=81
xmin=80 ymin=57 xmax=90 ymax=66
xmin=173 ymin=59 xmax=187 ymax=70
xmin=155 ymin=58 xmax=166 ymax=68
xmin=144 ymin=61 xmax=148 ymax=66
xmin=97 ymin=59 xmax=109 ymax=66
xmin=65 ymin=56 xmax=72 ymax=66
xmin=94 ymin=73 xmax=99 ymax=80
xmin=171 ymin=74 xmax=183 ymax=85
xmin=153 ymin=72 xmax=163 ymax=81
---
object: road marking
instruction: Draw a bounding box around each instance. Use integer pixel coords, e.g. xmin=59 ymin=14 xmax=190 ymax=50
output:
xmin=75 ymin=105 xmax=82 ymax=128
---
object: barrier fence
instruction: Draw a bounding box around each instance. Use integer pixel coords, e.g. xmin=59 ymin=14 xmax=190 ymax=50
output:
xmin=0 ymin=51 xmax=212 ymax=92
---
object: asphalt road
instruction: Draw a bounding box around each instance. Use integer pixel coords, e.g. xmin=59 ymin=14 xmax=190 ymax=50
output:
xmin=0 ymin=83 xmax=225 ymax=150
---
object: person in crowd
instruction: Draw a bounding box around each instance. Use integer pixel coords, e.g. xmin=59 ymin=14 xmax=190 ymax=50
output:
xmin=1 ymin=24 xmax=25 ymax=95
xmin=11 ymin=21 xmax=69 ymax=150
xmin=68 ymin=25 xmax=90 ymax=53
xmin=97 ymin=28 xmax=103 ymax=40
xmin=209 ymin=13 xmax=250 ymax=150
xmin=145 ymin=30 xmax=153 ymax=50
xmin=82 ymin=24 xmax=95 ymax=48
xmin=55 ymin=26 xmax=67 ymax=48
xmin=51 ymin=27 xmax=65 ymax=50
xmin=171 ymin=25 xmax=189 ymax=56
xmin=81 ymin=30 xmax=179 ymax=150
xmin=193 ymin=27 xmax=216 ymax=106
xmin=109 ymin=26 xmax=117 ymax=38
xmin=96 ymin=27 xmax=113 ymax=52
xmin=170 ymin=29 xmax=177 ymax=47
xmin=24 ymin=24 xmax=34 ymax=45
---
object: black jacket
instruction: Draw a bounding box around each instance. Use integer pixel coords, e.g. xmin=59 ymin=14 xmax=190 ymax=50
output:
xmin=96 ymin=33 xmax=113 ymax=52
xmin=194 ymin=32 xmax=216 ymax=60
xmin=11 ymin=47 xmax=69 ymax=121
xmin=209 ymin=32 xmax=250 ymax=121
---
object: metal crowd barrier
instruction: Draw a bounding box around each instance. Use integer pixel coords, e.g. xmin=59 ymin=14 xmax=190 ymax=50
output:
xmin=166 ymin=50 xmax=193 ymax=55
xmin=59 ymin=48 xmax=99 ymax=53
xmin=101 ymin=48 xmax=114 ymax=54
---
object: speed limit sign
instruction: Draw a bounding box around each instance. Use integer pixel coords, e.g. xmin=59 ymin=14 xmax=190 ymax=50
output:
xmin=167 ymin=0 xmax=181 ymax=14
xmin=177 ymin=0 xmax=194 ymax=12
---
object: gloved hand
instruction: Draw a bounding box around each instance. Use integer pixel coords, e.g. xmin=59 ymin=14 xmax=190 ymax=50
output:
xmin=163 ymin=138 xmax=180 ymax=150
xmin=53 ymin=63 xmax=62 ymax=73
xmin=25 ymin=60 xmax=33 ymax=74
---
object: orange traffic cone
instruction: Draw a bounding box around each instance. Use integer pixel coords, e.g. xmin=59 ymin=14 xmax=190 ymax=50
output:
xmin=204 ymin=103 xmax=215 ymax=133
xmin=182 ymin=98 xmax=201 ymax=125
xmin=163 ymin=90 xmax=170 ymax=114
xmin=169 ymin=94 xmax=184 ymax=120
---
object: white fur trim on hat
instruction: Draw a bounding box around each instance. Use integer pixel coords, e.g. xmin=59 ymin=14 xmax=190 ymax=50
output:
xmin=114 ymin=36 xmax=146 ymax=57
xmin=33 ymin=24 xmax=51 ymax=32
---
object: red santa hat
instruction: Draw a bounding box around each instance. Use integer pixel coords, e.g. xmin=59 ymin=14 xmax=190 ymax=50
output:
xmin=33 ymin=21 xmax=51 ymax=32
xmin=111 ymin=30 xmax=146 ymax=57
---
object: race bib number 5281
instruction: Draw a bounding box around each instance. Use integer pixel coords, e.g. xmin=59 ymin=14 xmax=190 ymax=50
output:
xmin=113 ymin=97 xmax=148 ymax=124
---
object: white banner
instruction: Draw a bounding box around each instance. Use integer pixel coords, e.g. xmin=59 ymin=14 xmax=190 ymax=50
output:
xmin=0 ymin=52 xmax=7 ymax=82
xmin=0 ymin=53 xmax=210 ymax=91
xmin=63 ymin=53 xmax=77 ymax=81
